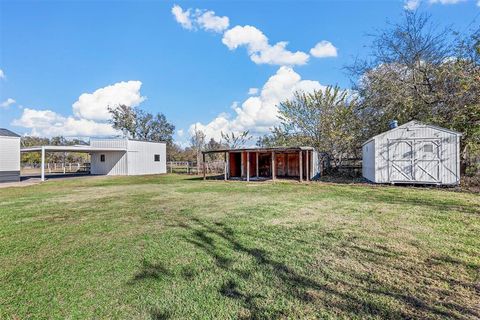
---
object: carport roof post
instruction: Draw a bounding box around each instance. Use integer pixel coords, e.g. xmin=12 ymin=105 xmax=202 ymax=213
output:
xmin=41 ymin=146 xmax=45 ymax=182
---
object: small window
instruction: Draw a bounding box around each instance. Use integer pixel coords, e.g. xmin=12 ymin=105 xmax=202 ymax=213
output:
xmin=423 ymin=144 xmax=433 ymax=153
xmin=100 ymin=154 xmax=105 ymax=162
xmin=154 ymin=154 xmax=160 ymax=162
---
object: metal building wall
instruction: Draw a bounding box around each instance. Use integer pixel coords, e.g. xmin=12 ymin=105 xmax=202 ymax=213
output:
xmin=362 ymin=140 xmax=376 ymax=182
xmin=311 ymin=150 xmax=321 ymax=180
xmin=126 ymin=140 xmax=166 ymax=175
xmin=0 ymin=136 xmax=20 ymax=182
xmin=372 ymin=122 xmax=460 ymax=185
xmin=90 ymin=139 xmax=128 ymax=175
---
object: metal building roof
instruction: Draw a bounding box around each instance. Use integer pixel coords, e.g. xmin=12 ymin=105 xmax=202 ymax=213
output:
xmin=0 ymin=128 xmax=20 ymax=138
xmin=362 ymin=120 xmax=462 ymax=146
xmin=20 ymin=145 xmax=127 ymax=153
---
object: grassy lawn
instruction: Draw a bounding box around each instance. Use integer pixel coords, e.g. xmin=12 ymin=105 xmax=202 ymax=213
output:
xmin=0 ymin=175 xmax=479 ymax=319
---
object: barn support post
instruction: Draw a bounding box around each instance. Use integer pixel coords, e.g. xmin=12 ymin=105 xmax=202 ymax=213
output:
xmin=256 ymin=152 xmax=259 ymax=177
xmin=271 ymin=151 xmax=276 ymax=181
xmin=246 ymin=151 xmax=250 ymax=182
xmin=306 ymin=150 xmax=310 ymax=182
xmin=299 ymin=150 xmax=303 ymax=182
xmin=202 ymin=152 xmax=206 ymax=180
xmin=224 ymin=152 xmax=227 ymax=181
xmin=240 ymin=152 xmax=244 ymax=178
xmin=41 ymin=146 xmax=45 ymax=182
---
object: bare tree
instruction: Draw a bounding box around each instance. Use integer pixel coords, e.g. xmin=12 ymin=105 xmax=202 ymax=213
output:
xmin=190 ymin=125 xmax=206 ymax=173
xmin=220 ymin=131 xmax=251 ymax=148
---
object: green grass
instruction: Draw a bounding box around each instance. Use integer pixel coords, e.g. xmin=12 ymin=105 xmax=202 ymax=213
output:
xmin=0 ymin=175 xmax=479 ymax=319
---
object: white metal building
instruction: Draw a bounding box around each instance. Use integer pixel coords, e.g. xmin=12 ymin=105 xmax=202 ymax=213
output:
xmin=362 ymin=120 xmax=461 ymax=185
xmin=90 ymin=138 xmax=166 ymax=176
xmin=0 ymin=129 xmax=21 ymax=183
xmin=21 ymin=138 xmax=166 ymax=181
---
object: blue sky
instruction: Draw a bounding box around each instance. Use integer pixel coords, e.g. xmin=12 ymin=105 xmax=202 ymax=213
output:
xmin=0 ymin=0 xmax=478 ymax=145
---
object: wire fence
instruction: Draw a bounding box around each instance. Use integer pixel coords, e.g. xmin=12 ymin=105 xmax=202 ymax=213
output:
xmin=21 ymin=162 xmax=91 ymax=175
xmin=167 ymin=161 xmax=225 ymax=175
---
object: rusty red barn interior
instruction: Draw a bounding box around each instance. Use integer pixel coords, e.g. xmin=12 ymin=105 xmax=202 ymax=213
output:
xmin=202 ymin=147 xmax=319 ymax=182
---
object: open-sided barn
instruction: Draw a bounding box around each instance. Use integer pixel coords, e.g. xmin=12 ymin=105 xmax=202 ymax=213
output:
xmin=202 ymin=147 xmax=321 ymax=182
xmin=362 ymin=120 xmax=461 ymax=185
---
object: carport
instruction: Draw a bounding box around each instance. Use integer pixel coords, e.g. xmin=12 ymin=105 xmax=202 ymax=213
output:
xmin=21 ymin=145 xmax=127 ymax=181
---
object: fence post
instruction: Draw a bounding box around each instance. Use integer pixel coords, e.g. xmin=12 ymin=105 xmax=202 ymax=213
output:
xmin=203 ymin=153 xmax=206 ymax=180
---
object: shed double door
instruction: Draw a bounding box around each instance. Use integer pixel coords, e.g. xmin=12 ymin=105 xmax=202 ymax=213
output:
xmin=388 ymin=139 xmax=441 ymax=183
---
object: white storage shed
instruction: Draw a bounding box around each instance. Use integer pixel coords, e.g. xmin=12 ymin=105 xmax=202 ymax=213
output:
xmin=0 ymin=129 xmax=21 ymax=183
xmin=362 ymin=120 xmax=461 ymax=185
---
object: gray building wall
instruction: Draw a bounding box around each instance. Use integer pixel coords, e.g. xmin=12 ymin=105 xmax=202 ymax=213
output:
xmin=0 ymin=136 xmax=20 ymax=182
xmin=362 ymin=140 xmax=376 ymax=182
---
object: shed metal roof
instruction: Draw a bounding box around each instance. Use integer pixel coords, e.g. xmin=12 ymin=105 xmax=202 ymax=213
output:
xmin=0 ymin=128 xmax=20 ymax=138
xmin=362 ymin=120 xmax=462 ymax=146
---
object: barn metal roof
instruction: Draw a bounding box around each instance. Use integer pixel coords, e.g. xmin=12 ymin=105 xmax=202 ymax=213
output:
xmin=0 ymin=128 xmax=20 ymax=138
xmin=202 ymin=146 xmax=315 ymax=154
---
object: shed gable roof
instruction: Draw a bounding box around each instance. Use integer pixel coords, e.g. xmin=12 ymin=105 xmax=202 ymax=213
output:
xmin=362 ymin=120 xmax=461 ymax=146
xmin=0 ymin=128 xmax=20 ymax=138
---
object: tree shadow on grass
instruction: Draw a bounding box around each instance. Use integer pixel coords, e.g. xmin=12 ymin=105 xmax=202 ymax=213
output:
xmin=149 ymin=309 xmax=171 ymax=320
xmin=129 ymin=259 xmax=171 ymax=284
xmin=178 ymin=218 xmax=414 ymax=319
xmin=179 ymin=217 xmax=480 ymax=319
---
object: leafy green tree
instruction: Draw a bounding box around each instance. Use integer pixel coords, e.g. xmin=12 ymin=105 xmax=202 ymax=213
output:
xmin=274 ymin=87 xmax=362 ymax=165
xmin=348 ymin=11 xmax=480 ymax=174
xmin=108 ymin=104 xmax=137 ymax=138
xmin=108 ymin=105 xmax=175 ymax=144
xmin=136 ymin=110 xmax=175 ymax=144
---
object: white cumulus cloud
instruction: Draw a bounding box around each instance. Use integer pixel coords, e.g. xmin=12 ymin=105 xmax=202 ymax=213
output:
xmin=248 ymin=88 xmax=259 ymax=95
xmin=171 ymin=5 xmax=229 ymax=33
xmin=171 ymin=5 xmax=193 ymax=30
xmin=189 ymin=67 xmax=325 ymax=141
xmin=0 ymin=98 xmax=16 ymax=108
xmin=310 ymin=41 xmax=338 ymax=58
xmin=405 ymin=0 xmax=468 ymax=9
xmin=72 ymin=80 xmax=145 ymax=121
xmin=0 ymin=69 xmax=5 ymax=80
xmin=404 ymin=0 xmax=421 ymax=10
xmin=12 ymin=108 xmax=118 ymax=137
xmin=222 ymin=25 xmax=309 ymax=66
xmin=172 ymin=6 xmax=312 ymax=66
xmin=429 ymin=0 xmax=465 ymax=3
xmin=12 ymin=80 xmax=144 ymax=137
xmin=196 ymin=10 xmax=229 ymax=33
